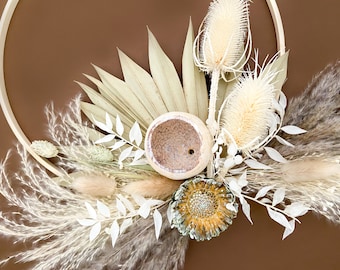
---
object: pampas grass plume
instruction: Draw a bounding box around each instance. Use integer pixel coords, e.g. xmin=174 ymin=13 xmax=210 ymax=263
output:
xmin=196 ymin=0 xmax=250 ymax=73
xmin=72 ymin=174 xmax=117 ymax=197
xmin=281 ymin=159 xmax=340 ymax=183
xmin=123 ymin=175 xmax=182 ymax=199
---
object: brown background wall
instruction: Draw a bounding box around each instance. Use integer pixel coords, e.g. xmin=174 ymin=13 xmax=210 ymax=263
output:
xmin=0 ymin=0 xmax=339 ymax=269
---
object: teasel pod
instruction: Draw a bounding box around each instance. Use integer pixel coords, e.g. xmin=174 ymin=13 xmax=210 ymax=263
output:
xmin=194 ymin=0 xmax=251 ymax=138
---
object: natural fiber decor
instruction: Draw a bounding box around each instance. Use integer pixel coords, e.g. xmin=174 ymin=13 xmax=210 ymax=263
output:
xmin=0 ymin=1 xmax=338 ymax=269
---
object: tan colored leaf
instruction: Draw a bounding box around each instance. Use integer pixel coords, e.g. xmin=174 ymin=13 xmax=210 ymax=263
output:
xmin=93 ymin=65 xmax=154 ymax=128
xmin=80 ymin=102 xmax=130 ymax=139
xmin=118 ymin=49 xmax=168 ymax=118
xmin=182 ymin=19 xmax=208 ymax=121
xmin=260 ymin=51 xmax=289 ymax=98
xmin=148 ymin=28 xmax=187 ymax=112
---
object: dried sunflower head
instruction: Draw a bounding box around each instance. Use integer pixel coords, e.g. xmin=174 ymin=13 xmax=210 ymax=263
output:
xmin=170 ymin=177 xmax=238 ymax=241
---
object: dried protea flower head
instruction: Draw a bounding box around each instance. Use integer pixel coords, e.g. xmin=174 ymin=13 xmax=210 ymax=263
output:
xmin=170 ymin=177 xmax=238 ymax=241
xmin=194 ymin=0 xmax=251 ymax=74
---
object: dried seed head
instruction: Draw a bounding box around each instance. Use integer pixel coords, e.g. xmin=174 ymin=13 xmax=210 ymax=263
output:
xmin=219 ymin=62 xmax=278 ymax=152
xmin=31 ymin=140 xmax=58 ymax=158
xmin=122 ymin=175 xmax=182 ymax=199
xmin=72 ymin=174 xmax=116 ymax=197
xmin=86 ymin=145 xmax=114 ymax=163
xmin=170 ymin=177 xmax=237 ymax=241
xmin=194 ymin=0 xmax=251 ymax=73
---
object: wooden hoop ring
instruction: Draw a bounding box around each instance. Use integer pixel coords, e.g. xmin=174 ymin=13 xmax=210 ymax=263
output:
xmin=0 ymin=0 xmax=286 ymax=176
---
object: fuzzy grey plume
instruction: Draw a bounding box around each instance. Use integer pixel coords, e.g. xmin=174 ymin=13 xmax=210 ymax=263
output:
xmin=279 ymin=60 xmax=340 ymax=158
xmin=247 ymin=61 xmax=340 ymax=223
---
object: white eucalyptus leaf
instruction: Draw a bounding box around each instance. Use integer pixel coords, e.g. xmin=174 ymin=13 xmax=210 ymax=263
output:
xmin=118 ymin=146 xmax=133 ymax=163
xmin=260 ymin=198 xmax=272 ymax=204
xmin=77 ymin=219 xmax=97 ymax=227
xmin=116 ymin=115 xmax=124 ymax=136
xmin=272 ymin=99 xmax=284 ymax=117
xmin=95 ymin=134 xmax=116 ymax=144
xmin=264 ymin=147 xmax=287 ymax=163
xmin=132 ymin=149 xmax=145 ymax=162
xmin=117 ymin=194 xmax=136 ymax=213
xmin=129 ymin=122 xmax=143 ymax=146
xmin=282 ymin=220 xmax=295 ymax=240
xmin=244 ymin=159 xmax=272 ymax=170
xmin=269 ymin=114 xmax=279 ymax=135
xmin=105 ymin=112 xmax=113 ymax=130
xmin=284 ymin=202 xmax=309 ymax=217
xmin=166 ymin=204 xmax=173 ymax=225
xmin=272 ymin=188 xmax=286 ymax=206
xmin=110 ymin=140 xmax=126 ymax=151
xmin=227 ymin=179 xmax=241 ymax=196
xmin=129 ymin=158 xmax=148 ymax=166
xmin=267 ymin=207 xmax=291 ymax=229
xmin=97 ymin=200 xmax=110 ymax=218
xmin=240 ymin=196 xmax=253 ymax=224
xmin=138 ymin=203 xmax=151 ymax=219
xmin=255 ymin=186 xmax=274 ymax=200
xmin=85 ymin=202 xmax=97 ymax=220
xmin=116 ymin=198 xmax=127 ymax=216
xmin=281 ymin=125 xmax=307 ymax=135
xmin=120 ymin=218 xmax=133 ymax=234
xmin=275 ymin=135 xmax=294 ymax=147
xmin=223 ymin=157 xmax=235 ymax=169
xmin=110 ymin=220 xmax=120 ymax=248
xmin=93 ymin=118 xmax=113 ymax=134
xmin=89 ymin=222 xmax=101 ymax=242
xmin=226 ymin=203 xmax=237 ymax=212
xmin=131 ymin=194 xmax=147 ymax=207
xmin=153 ymin=209 xmax=163 ymax=239
xmin=279 ymin=91 xmax=287 ymax=109
xmin=238 ymin=171 xmax=248 ymax=188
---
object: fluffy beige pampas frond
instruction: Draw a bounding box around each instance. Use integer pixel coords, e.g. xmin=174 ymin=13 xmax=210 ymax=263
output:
xmin=0 ymin=148 xmax=188 ymax=269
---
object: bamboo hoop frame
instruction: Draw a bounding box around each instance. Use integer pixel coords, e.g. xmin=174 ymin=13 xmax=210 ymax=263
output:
xmin=0 ymin=0 xmax=286 ymax=177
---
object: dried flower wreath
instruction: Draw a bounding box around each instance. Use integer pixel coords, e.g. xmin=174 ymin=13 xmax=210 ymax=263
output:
xmin=0 ymin=0 xmax=339 ymax=269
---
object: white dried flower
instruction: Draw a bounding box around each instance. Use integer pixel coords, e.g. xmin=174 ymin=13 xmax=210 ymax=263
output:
xmin=31 ymin=140 xmax=58 ymax=158
xmin=194 ymin=0 xmax=251 ymax=74
xmin=219 ymin=64 xmax=277 ymax=151
xmin=86 ymin=145 xmax=114 ymax=162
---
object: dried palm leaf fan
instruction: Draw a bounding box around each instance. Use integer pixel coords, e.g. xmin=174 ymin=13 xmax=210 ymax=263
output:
xmin=0 ymin=0 xmax=339 ymax=270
